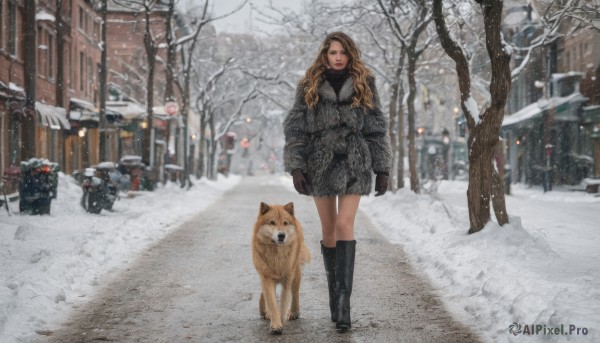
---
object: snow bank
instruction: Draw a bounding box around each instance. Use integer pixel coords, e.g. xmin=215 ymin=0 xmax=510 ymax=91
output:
xmin=0 ymin=173 xmax=240 ymax=343
xmin=362 ymin=181 xmax=599 ymax=343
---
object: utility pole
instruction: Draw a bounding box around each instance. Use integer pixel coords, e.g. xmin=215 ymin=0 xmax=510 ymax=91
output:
xmin=98 ymin=0 xmax=108 ymax=161
xmin=21 ymin=0 xmax=37 ymax=160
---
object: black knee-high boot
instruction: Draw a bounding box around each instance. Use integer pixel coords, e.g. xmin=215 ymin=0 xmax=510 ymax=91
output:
xmin=334 ymin=240 xmax=356 ymax=331
xmin=321 ymin=241 xmax=337 ymax=322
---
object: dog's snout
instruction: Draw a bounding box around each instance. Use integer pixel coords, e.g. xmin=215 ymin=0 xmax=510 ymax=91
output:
xmin=277 ymin=232 xmax=286 ymax=242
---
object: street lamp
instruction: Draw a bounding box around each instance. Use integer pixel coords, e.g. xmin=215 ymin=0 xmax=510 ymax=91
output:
xmin=442 ymin=129 xmax=450 ymax=145
xmin=442 ymin=128 xmax=450 ymax=180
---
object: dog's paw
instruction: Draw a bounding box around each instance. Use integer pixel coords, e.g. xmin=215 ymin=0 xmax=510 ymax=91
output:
xmin=287 ymin=312 xmax=299 ymax=321
xmin=269 ymin=325 xmax=283 ymax=335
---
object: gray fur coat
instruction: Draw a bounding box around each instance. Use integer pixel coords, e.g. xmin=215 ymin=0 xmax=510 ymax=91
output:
xmin=283 ymin=75 xmax=392 ymax=197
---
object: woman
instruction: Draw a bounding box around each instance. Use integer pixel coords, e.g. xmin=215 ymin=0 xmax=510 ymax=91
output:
xmin=283 ymin=32 xmax=392 ymax=331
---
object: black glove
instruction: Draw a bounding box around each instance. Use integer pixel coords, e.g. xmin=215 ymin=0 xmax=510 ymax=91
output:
xmin=292 ymin=169 xmax=309 ymax=195
xmin=374 ymin=173 xmax=389 ymax=197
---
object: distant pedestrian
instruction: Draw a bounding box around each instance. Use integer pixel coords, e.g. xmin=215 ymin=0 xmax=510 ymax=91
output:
xmin=283 ymin=31 xmax=392 ymax=332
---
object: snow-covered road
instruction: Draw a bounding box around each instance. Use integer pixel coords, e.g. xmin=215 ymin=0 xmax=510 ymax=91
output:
xmin=38 ymin=176 xmax=481 ymax=342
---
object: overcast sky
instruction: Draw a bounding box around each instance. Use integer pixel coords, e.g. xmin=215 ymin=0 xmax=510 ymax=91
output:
xmin=210 ymin=0 xmax=303 ymax=34
xmin=180 ymin=0 xmax=350 ymax=35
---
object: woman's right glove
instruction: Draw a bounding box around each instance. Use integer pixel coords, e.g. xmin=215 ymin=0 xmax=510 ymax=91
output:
xmin=292 ymin=169 xmax=309 ymax=195
xmin=374 ymin=172 xmax=389 ymax=197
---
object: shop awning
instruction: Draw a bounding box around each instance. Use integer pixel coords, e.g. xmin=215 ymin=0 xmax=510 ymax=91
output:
xmin=107 ymin=101 xmax=147 ymax=120
xmin=502 ymin=101 xmax=542 ymax=128
xmin=69 ymin=109 xmax=98 ymax=122
xmin=35 ymin=101 xmax=70 ymax=130
xmin=502 ymin=92 xmax=588 ymax=128
xmin=69 ymin=98 xmax=99 ymax=125
xmin=70 ymin=97 xmax=95 ymax=110
xmin=0 ymin=81 xmax=25 ymax=101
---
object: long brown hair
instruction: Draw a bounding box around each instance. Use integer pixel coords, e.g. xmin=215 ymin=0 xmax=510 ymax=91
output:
xmin=300 ymin=32 xmax=374 ymax=110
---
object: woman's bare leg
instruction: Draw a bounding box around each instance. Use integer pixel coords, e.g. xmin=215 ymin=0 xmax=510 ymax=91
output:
xmin=313 ymin=197 xmax=337 ymax=247
xmin=335 ymin=194 xmax=360 ymax=241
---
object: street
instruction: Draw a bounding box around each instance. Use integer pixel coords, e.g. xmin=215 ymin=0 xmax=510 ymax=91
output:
xmin=40 ymin=176 xmax=481 ymax=342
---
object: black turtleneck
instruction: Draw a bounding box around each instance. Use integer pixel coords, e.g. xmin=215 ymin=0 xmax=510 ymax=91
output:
xmin=324 ymin=69 xmax=350 ymax=97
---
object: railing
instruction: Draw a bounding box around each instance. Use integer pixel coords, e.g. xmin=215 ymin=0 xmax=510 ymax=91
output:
xmin=1 ymin=165 xmax=21 ymax=197
xmin=1 ymin=166 xmax=20 ymax=213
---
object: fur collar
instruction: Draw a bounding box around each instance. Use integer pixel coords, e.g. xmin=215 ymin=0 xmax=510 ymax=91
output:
xmin=318 ymin=76 xmax=354 ymax=103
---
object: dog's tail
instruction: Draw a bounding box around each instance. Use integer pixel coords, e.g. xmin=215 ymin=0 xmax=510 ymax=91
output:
xmin=299 ymin=243 xmax=312 ymax=265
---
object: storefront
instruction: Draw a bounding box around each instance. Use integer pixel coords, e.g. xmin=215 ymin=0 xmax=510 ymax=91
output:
xmin=583 ymin=105 xmax=600 ymax=177
xmin=502 ymin=91 xmax=590 ymax=186
xmin=106 ymin=100 xmax=147 ymax=158
xmin=34 ymin=101 xmax=70 ymax=171
xmin=0 ymin=82 xmax=26 ymax=195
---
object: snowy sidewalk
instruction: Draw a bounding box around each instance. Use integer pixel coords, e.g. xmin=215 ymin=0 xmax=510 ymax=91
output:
xmin=0 ymin=174 xmax=240 ymax=343
xmin=37 ymin=176 xmax=480 ymax=342
xmin=360 ymin=181 xmax=600 ymax=343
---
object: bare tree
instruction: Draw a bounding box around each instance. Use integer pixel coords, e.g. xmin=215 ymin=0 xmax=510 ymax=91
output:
xmin=377 ymin=0 xmax=434 ymax=193
xmin=113 ymin=0 xmax=165 ymax=168
xmin=194 ymin=58 xmax=237 ymax=179
xmin=169 ymin=0 xmax=248 ymax=185
xmin=347 ymin=2 xmax=408 ymax=190
xmin=540 ymin=0 xmax=600 ymax=33
xmin=433 ymin=0 xmax=511 ymax=234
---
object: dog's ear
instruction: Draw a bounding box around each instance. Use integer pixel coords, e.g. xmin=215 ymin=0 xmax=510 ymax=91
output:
xmin=283 ymin=202 xmax=294 ymax=216
xmin=260 ymin=202 xmax=271 ymax=215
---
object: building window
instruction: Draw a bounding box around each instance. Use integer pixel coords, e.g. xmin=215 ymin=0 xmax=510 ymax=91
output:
xmin=87 ymin=56 xmax=93 ymax=97
xmin=48 ymin=33 xmax=54 ymax=80
xmin=80 ymin=51 xmax=84 ymax=91
xmin=8 ymin=0 xmax=16 ymax=55
xmin=94 ymin=21 xmax=100 ymax=42
xmin=79 ymin=6 xmax=84 ymax=29
xmin=67 ymin=42 xmax=73 ymax=89
xmin=0 ymin=0 xmax=4 ymax=50
xmin=37 ymin=27 xmax=43 ymax=76
xmin=37 ymin=27 xmax=48 ymax=78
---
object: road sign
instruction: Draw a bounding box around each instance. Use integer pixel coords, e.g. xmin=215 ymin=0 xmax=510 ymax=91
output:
xmin=165 ymin=102 xmax=178 ymax=116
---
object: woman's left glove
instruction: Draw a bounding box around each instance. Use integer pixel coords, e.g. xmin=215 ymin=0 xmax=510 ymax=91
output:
xmin=374 ymin=173 xmax=389 ymax=197
xmin=291 ymin=169 xmax=309 ymax=195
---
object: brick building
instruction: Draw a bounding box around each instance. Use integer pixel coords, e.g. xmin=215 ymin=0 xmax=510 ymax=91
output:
xmin=502 ymin=1 xmax=600 ymax=186
xmin=1 ymin=0 xmax=27 ymax=194
xmin=105 ymin=0 xmax=170 ymax=166
xmin=1 ymin=0 xmax=102 ymax=196
xmin=106 ymin=0 xmax=169 ymax=106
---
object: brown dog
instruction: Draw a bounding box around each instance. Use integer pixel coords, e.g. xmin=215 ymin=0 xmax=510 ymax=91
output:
xmin=252 ymin=202 xmax=311 ymax=334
